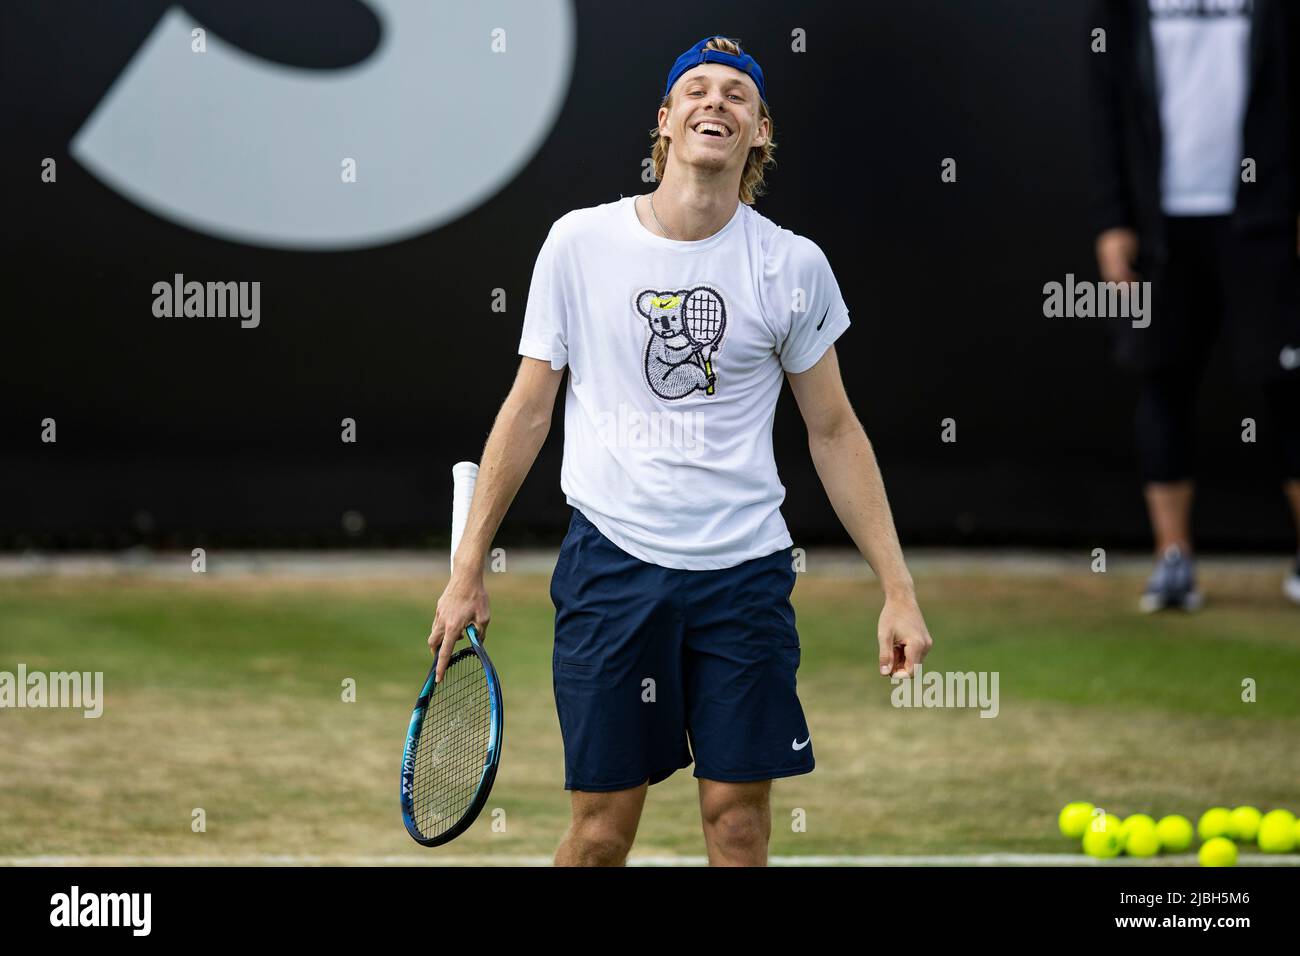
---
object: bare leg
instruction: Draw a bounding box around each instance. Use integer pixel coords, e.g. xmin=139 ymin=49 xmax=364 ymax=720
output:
xmin=554 ymin=784 xmax=647 ymax=867
xmin=1144 ymin=481 xmax=1194 ymax=555
xmin=1285 ymin=481 xmax=1300 ymax=605
xmin=698 ymin=779 xmax=771 ymax=867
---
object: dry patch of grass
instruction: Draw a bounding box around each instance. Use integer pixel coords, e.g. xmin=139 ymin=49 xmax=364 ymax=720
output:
xmin=2 ymin=566 xmax=1297 ymax=860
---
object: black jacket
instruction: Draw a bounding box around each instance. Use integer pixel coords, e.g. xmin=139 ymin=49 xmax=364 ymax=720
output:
xmin=1088 ymin=0 xmax=1300 ymax=259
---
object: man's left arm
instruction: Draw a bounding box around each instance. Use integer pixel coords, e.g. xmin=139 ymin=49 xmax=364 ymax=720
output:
xmin=786 ymin=345 xmax=933 ymax=678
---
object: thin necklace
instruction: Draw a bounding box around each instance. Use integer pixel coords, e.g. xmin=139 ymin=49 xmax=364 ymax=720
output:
xmin=648 ymin=191 xmax=673 ymax=240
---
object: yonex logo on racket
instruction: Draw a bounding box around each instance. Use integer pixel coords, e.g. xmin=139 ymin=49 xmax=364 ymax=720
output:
xmin=635 ymin=284 xmax=729 ymax=400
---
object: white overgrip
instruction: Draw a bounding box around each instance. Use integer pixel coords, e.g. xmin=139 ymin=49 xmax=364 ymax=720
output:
xmin=450 ymin=461 xmax=480 ymax=574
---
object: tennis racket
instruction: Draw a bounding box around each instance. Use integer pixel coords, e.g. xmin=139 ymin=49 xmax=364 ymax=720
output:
xmin=400 ymin=461 xmax=504 ymax=847
xmin=682 ymin=286 xmax=727 ymax=394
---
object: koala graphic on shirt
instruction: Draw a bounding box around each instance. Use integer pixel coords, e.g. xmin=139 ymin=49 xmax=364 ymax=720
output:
xmin=634 ymin=286 xmax=728 ymax=401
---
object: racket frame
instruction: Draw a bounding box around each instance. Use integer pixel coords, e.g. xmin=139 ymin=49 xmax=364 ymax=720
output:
xmin=399 ymin=623 xmax=504 ymax=847
xmin=681 ymin=285 xmax=726 ymax=395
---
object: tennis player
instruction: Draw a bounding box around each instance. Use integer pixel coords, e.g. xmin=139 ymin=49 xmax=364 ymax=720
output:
xmin=428 ymin=35 xmax=932 ymax=866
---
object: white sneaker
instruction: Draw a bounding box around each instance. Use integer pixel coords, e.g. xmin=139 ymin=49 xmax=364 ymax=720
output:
xmin=1139 ymin=545 xmax=1203 ymax=613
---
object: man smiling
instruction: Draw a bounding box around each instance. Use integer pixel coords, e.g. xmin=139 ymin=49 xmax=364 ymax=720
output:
xmin=428 ymin=35 xmax=932 ymax=866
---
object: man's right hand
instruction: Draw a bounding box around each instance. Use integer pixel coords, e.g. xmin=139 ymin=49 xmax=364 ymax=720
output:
xmin=1096 ymin=227 xmax=1140 ymax=284
xmin=428 ymin=571 xmax=491 ymax=682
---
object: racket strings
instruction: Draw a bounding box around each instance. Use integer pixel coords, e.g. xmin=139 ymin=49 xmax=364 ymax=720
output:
xmin=410 ymin=651 xmax=491 ymax=839
xmin=684 ymin=290 xmax=723 ymax=345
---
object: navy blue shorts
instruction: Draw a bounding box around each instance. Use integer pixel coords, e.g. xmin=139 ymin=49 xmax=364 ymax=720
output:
xmin=550 ymin=508 xmax=814 ymax=792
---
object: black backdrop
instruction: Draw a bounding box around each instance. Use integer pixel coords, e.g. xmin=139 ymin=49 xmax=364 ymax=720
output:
xmin=3 ymin=0 xmax=1295 ymax=551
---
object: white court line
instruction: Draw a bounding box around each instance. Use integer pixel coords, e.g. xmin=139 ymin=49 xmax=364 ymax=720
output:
xmin=3 ymin=853 xmax=1298 ymax=867
xmin=4 ymin=550 xmax=1286 ymax=580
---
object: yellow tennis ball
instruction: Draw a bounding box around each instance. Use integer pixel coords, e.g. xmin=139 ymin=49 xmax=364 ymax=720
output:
xmin=1121 ymin=814 xmax=1157 ymax=840
xmin=1228 ymin=806 xmax=1262 ymax=842
xmin=1199 ymin=837 xmax=1238 ymax=867
xmin=1124 ymin=824 xmax=1161 ymax=858
xmin=1083 ymin=828 xmax=1124 ymax=859
xmin=1058 ymin=802 xmax=1095 ymax=839
xmin=1082 ymin=812 xmax=1125 ymax=858
xmin=1293 ymin=817 xmax=1300 ymax=849
xmin=1197 ymin=807 xmax=1232 ymax=841
xmin=1257 ymin=809 xmax=1298 ymax=853
xmin=1155 ymin=815 xmax=1193 ymax=853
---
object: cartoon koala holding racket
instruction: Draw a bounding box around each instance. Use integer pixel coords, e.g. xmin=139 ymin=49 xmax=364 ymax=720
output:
xmin=634 ymin=286 xmax=727 ymax=401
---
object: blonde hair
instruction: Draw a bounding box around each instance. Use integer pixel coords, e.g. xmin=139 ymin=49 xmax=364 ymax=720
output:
xmin=650 ymin=36 xmax=776 ymax=205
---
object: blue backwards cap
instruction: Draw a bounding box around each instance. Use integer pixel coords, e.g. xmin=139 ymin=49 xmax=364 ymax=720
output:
xmin=664 ymin=36 xmax=766 ymax=103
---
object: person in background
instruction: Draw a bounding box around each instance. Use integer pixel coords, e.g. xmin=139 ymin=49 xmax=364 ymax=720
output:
xmin=1088 ymin=0 xmax=1300 ymax=610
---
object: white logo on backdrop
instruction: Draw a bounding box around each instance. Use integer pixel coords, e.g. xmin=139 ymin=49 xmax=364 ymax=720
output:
xmin=71 ymin=1 xmax=575 ymax=249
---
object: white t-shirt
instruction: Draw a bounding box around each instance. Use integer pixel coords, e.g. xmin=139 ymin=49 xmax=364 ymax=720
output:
xmin=1149 ymin=0 xmax=1252 ymax=215
xmin=518 ymin=196 xmax=850 ymax=570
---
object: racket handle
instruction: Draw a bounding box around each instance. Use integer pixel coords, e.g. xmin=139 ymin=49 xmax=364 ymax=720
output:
xmin=704 ymin=359 xmax=715 ymax=395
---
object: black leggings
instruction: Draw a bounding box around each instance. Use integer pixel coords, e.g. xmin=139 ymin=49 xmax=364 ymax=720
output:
xmin=1136 ymin=369 xmax=1300 ymax=483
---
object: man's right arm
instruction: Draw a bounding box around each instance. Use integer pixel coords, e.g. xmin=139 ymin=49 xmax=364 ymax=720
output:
xmin=428 ymin=356 xmax=564 ymax=680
